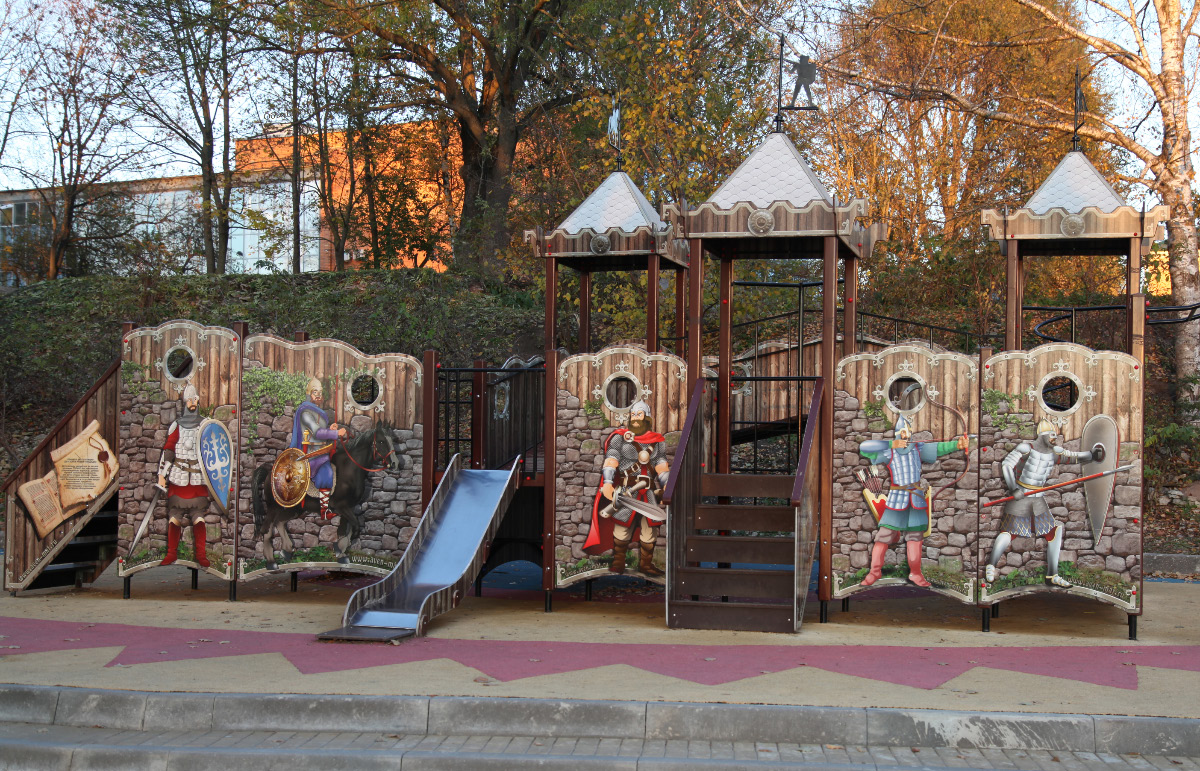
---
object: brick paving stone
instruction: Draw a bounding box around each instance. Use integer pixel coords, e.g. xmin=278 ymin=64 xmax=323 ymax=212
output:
xmin=573 ymin=737 xmax=599 ymax=756
xmin=979 ymin=748 xmax=1022 ymax=770
xmin=458 ymin=735 xmax=489 ymax=752
xmin=550 ymin=737 xmax=578 ymax=755
xmin=293 ymin=731 xmax=335 ymax=750
xmin=642 ymin=739 xmax=667 ymax=758
xmin=825 ymin=744 xmax=853 ymax=764
xmin=1075 ymin=751 xmax=1112 ymax=770
xmin=1122 ymin=754 xmax=1159 ymax=771
xmin=733 ymin=740 xmax=760 ymax=760
xmin=346 ymin=732 xmax=384 ymax=749
xmin=936 ymin=746 xmax=976 ymax=768
xmin=801 ymin=744 xmax=829 ymax=764
xmin=869 ymin=745 xmax=900 ymax=766
xmin=619 ymin=738 xmax=644 ymax=757
xmin=665 ymin=739 xmax=689 ymax=758
xmin=597 ymin=738 xmax=623 ymax=756
xmin=437 ymin=735 xmax=468 ymax=752
xmin=1096 ymin=752 xmax=1135 ymax=767
xmin=1169 ymin=759 xmax=1200 ymax=771
xmin=755 ymin=741 xmax=781 ymax=762
xmin=710 ymin=741 xmax=735 ymax=760
xmin=1046 ymin=750 xmax=1093 ymax=771
xmin=778 ymin=743 xmax=806 ymax=762
xmin=506 ymin=737 xmax=534 ymax=754
xmin=527 ymin=738 xmax=552 ymax=755
xmin=481 ymin=736 xmax=512 ymax=753
xmin=413 ymin=734 xmax=446 ymax=751
xmin=1004 ymin=748 xmax=1048 ymax=771
xmin=956 ymin=746 xmax=997 ymax=770
xmin=140 ymin=729 xmax=189 ymax=747
xmin=1026 ymin=748 xmax=1069 ymax=771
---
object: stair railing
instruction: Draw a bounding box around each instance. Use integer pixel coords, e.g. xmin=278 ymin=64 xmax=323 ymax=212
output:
xmin=790 ymin=377 xmax=824 ymax=632
xmin=662 ymin=378 xmax=707 ymax=612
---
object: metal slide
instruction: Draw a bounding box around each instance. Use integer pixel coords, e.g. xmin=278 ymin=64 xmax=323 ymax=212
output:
xmin=318 ymin=454 xmax=519 ymax=642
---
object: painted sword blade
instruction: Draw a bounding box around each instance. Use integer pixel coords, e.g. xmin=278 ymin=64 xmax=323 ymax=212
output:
xmin=612 ymin=490 xmax=667 ymax=523
xmin=128 ymin=483 xmax=166 ymax=555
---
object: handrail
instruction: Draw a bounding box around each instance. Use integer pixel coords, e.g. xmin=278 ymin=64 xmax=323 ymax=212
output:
xmin=662 ymin=378 xmax=707 ymax=506
xmin=1148 ymin=300 xmax=1200 ymax=326
xmin=2 ymin=357 xmax=120 ymax=493
xmin=790 ymin=378 xmax=824 ymax=506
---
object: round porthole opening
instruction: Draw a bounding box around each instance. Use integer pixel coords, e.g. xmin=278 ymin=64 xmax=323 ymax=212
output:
xmin=164 ymin=346 xmax=194 ymax=382
xmin=604 ymin=375 xmax=639 ymax=412
xmin=349 ymin=373 xmax=381 ymax=408
xmin=887 ymin=376 xmax=925 ymax=414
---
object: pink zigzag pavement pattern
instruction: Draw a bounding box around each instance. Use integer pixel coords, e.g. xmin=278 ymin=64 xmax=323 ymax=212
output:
xmin=2 ymin=617 xmax=1197 ymax=690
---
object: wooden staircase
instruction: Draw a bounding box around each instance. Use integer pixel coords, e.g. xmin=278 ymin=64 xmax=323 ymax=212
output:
xmin=669 ymin=473 xmax=797 ymax=632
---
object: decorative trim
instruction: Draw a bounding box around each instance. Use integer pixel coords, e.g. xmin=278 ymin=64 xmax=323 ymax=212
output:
xmin=243 ymin=334 xmax=422 ymax=386
xmin=980 ymin=204 xmax=1169 ymax=242
xmin=558 ymin=346 xmax=687 ymax=385
xmin=835 ymin=344 xmax=979 ymax=384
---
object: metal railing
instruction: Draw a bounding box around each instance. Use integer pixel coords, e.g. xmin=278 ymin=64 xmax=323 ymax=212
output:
xmin=434 ymin=363 xmax=545 ymax=477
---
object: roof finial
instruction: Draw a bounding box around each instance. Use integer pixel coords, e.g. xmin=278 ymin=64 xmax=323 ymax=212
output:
xmin=777 ymin=34 xmax=818 ymax=132
xmin=1072 ymin=65 xmax=1086 ymax=152
xmin=607 ymin=96 xmax=623 ymax=172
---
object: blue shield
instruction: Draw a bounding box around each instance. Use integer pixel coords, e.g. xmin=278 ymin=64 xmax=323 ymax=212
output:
xmin=199 ymin=418 xmax=234 ymax=514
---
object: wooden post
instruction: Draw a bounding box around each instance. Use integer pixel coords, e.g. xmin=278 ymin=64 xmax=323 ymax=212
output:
xmin=294 ymin=331 xmax=309 ymax=343
xmin=579 ymin=270 xmax=591 ymax=353
xmin=421 ymin=350 xmax=438 ymax=512
xmin=472 ymin=358 xmax=486 ymax=470
xmin=542 ymin=348 xmax=558 ymax=593
xmin=545 ymin=256 xmax=558 ymax=352
xmin=675 ymin=268 xmax=687 ymax=355
xmin=819 ymin=236 xmax=837 ymax=604
xmin=647 ymin=253 xmax=660 ymax=352
xmin=1128 ymin=237 xmax=1146 ymax=364
xmin=718 ymin=257 xmax=733 ymax=474
xmin=686 ymin=240 xmax=704 ymax=387
xmin=1005 ymin=240 xmax=1022 ymax=351
xmin=843 ymin=253 xmax=858 ymax=359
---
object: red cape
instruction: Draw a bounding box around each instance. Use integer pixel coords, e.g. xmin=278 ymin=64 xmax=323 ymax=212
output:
xmin=582 ymin=429 xmax=664 ymax=556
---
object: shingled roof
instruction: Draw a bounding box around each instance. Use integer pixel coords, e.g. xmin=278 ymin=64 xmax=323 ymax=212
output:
xmin=557 ymin=171 xmax=665 ymax=235
xmin=1025 ymin=151 xmax=1126 ymax=214
xmin=707 ymin=132 xmax=833 ymax=210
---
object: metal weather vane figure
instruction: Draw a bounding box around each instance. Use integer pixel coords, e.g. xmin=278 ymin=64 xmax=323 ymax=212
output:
xmin=607 ymin=96 xmax=623 ymax=171
xmin=775 ymin=34 xmax=818 ymax=131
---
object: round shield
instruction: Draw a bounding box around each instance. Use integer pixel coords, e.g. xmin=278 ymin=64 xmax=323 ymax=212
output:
xmin=271 ymin=448 xmax=309 ymax=508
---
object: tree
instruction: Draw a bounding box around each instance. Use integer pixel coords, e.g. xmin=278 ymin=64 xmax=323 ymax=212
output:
xmin=809 ymin=0 xmax=1200 ymax=413
xmin=105 ymin=0 xmax=249 ymax=274
xmin=0 ymin=0 xmax=32 ymax=167
xmin=7 ymin=0 xmax=143 ymax=281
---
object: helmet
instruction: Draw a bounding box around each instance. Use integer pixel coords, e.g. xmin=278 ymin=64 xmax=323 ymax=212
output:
xmin=629 ymin=399 xmax=651 ymax=417
xmin=893 ymin=414 xmax=911 ymax=436
xmin=182 ymin=384 xmax=198 ymax=403
xmin=307 ymin=377 xmax=323 ymax=398
xmin=1036 ymin=418 xmax=1056 ymax=438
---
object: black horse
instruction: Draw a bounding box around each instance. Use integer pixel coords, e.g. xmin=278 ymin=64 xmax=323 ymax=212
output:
xmin=251 ymin=421 xmax=400 ymax=569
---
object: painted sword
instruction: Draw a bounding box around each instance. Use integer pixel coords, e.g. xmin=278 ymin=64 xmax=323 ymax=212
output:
xmin=128 ymin=483 xmax=167 ymax=554
xmin=982 ymin=464 xmax=1134 ymax=508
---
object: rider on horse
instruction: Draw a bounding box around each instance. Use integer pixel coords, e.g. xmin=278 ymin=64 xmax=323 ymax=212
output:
xmin=292 ymin=377 xmax=347 ymax=519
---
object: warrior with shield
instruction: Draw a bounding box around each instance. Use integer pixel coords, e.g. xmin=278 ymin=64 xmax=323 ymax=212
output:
xmin=986 ymin=419 xmax=1105 ymax=588
xmin=154 ymin=385 xmax=219 ymax=566
xmin=858 ymin=415 xmax=968 ymax=588
xmin=290 ymin=377 xmax=348 ymax=519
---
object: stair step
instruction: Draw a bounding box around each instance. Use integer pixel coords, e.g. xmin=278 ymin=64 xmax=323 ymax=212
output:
xmin=673 ymin=566 xmax=793 ymax=599
xmin=700 ymin=473 xmax=792 ymax=499
xmin=668 ymin=599 xmax=794 ymax=633
xmin=686 ymin=534 xmax=794 ymax=564
xmin=69 ymin=534 xmax=116 ymax=546
xmin=694 ymin=503 xmax=794 ymax=532
xmin=38 ymin=560 xmax=104 ymax=573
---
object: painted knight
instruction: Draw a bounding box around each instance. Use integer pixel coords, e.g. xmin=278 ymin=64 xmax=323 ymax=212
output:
xmin=583 ymin=400 xmax=669 ymax=576
xmin=157 ymin=384 xmax=212 ymax=567
xmin=986 ymin=418 xmax=1104 ymax=588
xmin=858 ymin=414 xmax=968 ymax=588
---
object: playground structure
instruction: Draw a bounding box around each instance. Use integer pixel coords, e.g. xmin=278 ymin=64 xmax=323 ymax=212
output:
xmin=2 ymin=124 xmax=1186 ymax=642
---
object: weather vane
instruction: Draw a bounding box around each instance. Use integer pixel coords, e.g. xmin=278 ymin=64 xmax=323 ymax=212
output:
xmin=1072 ymin=65 xmax=1086 ymax=152
xmin=776 ymin=34 xmax=818 ymax=131
xmin=607 ymin=96 xmax=623 ymax=171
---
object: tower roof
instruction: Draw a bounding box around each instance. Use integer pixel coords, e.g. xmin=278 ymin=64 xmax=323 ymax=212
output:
xmin=1025 ymin=151 xmax=1125 ymax=214
xmin=556 ymin=171 xmax=665 ymax=235
xmin=707 ymin=132 xmax=833 ymax=210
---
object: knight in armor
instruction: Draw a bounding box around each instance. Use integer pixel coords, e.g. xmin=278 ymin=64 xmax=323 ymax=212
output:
xmin=583 ymin=400 xmax=670 ymax=577
xmin=986 ymin=419 xmax=1103 ymax=588
xmin=157 ymin=384 xmax=212 ymax=567
xmin=291 ymin=377 xmax=347 ymax=520
xmin=858 ymin=415 xmax=969 ymax=588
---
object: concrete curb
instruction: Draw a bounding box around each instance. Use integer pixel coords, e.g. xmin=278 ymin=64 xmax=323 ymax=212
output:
xmin=2 ymin=684 xmax=1199 ymax=756
xmin=1145 ymin=552 xmax=1200 ymax=574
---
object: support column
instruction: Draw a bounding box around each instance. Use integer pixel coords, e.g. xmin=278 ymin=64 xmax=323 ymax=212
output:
xmin=579 ymin=270 xmax=591 ymax=353
xmin=675 ymin=269 xmax=687 ymax=355
xmin=843 ymin=252 xmax=858 ymax=359
xmin=1004 ymin=239 xmax=1022 ymax=351
xmin=545 ymin=256 xmax=558 ymax=352
xmin=718 ymin=257 xmax=733 ymax=474
xmin=1128 ymin=237 xmax=1146 ymax=364
xmin=421 ymin=350 xmax=438 ymax=512
xmin=472 ymin=358 xmax=486 ymax=469
xmin=647 ymin=253 xmax=660 ymax=352
xmin=819 ymin=236 xmax=837 ymax=606
xmin=686 ymin=240 xmax=704 ymax=387
xmin=542 ymin=348 xmax=559 ymax=597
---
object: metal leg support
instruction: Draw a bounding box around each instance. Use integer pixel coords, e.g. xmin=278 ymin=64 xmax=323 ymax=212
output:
xmin=982 ymin=608 xmax=991 ymax=632
xmin=841 ymin=598 xmax=850 ymax=612
xmin=819 ymin=600 xmax=828 ymax=623
xmin=474 ymin=573 xmax=483 ymax=597
xmin=190 ymin=569 xmax=198 ymax=591
xmin=544 ymin=589 xmax=553 ymax=613
xmin=991 ymin=604 xmax=1000 ymax=618
xmin=290 ymin=572 xmax=299 ymax=592
xmin=228 ymin=580 xmax=237 ymax=602
xmin=585 ymin=579 xmax=594 ymax=601
xmin=1128 ymin=614 xmax=1138 ymax=641
xmin=123 ymin=577 xmax=130 ymax=600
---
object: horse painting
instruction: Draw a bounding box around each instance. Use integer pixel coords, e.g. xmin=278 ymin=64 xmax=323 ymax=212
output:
xmin=251 ymin=421 xmax=400 ymax=569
